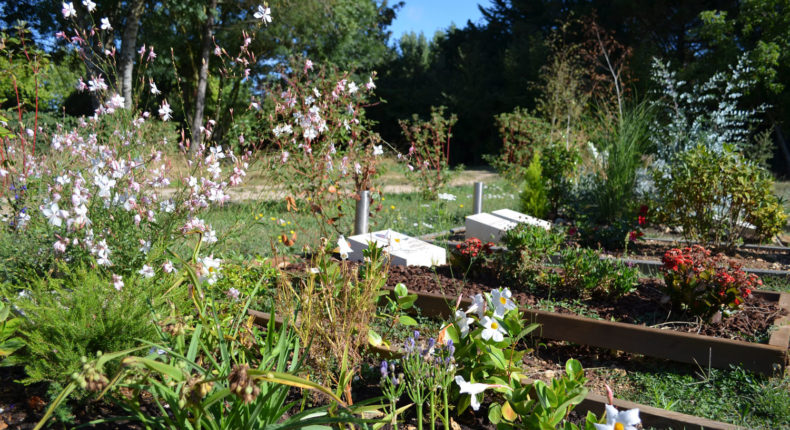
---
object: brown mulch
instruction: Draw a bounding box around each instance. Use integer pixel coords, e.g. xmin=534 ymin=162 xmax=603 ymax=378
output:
xmin=385 ymin=264 xmax=786 ymax=343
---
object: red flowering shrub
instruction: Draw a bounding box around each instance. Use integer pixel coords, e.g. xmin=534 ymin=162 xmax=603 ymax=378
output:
xmin=451 ymin=237 xmax=495 ymax=276
xmin=661 ymin=245 xmax=761 ymax=319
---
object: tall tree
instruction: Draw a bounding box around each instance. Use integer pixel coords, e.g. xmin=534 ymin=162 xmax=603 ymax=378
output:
xmin=119 ymin=0 xmax=145 ymax=109
xmin=189 ymin=0 xmax=217 ymax=153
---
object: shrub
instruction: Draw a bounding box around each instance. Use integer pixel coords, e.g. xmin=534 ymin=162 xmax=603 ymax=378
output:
xmin=264 ymin=58 xmax=383 ymax=237
xmin=11 ymin=263 xmax=184 ymax=388
xmin=661 ymin=245 xmax=760 ymax=319
xmin=652 ymin=145 xmax=786 ymax=248
xmin=399 ymin=105 xmax=458 ymax=199
xmin=488 ymin=108 xmax=551 ymax=182
xmin=559 ymin=248 xmax=639 ymax=299
xmin=519 ymin=152 xmax=549 ymax=219
xmin=500 ymin=224 xmax=565 ymax=285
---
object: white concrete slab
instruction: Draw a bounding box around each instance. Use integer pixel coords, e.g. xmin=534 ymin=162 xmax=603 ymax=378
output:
xmin=465 ymin=213 xmax=518 ymax=243
xmin=347 ymin=229 xmax=446 ymax=266
xmin=491 ymin=208 xmax=552 ymax=230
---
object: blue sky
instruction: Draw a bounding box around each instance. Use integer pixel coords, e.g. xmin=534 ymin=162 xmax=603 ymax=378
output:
xmin=388 ymin=0 xmax=493 ymax=43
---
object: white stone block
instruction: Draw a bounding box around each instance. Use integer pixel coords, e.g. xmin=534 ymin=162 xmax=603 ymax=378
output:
xmin=491 ymin=208 xmax=552 ymax=230
xmin=347 ymin=229 xmax=446 ymax=267
xmin=465 ymin=213 xmax=518 ymax=243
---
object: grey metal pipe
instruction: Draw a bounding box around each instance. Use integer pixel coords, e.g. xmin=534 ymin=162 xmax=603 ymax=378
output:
xmin=354 ymin=190 xmax=370 ymax=235
xmin=473 ymin=181 xmax=484 ymax=214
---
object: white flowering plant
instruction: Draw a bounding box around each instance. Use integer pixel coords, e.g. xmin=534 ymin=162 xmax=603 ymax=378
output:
xmin=261 ymin=57 xmax=383 ymax=237
xmin=443 ymin=288 xmax=538 ymax=413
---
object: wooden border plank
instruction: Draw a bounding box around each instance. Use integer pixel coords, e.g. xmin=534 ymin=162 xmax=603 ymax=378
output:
xmin=388 ymin=288 xmax=788 ymax=375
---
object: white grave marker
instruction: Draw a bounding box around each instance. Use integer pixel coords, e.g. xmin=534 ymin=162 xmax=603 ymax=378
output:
xmin=465 ymin=213 xmax=518 ymax=243
xmin=347 ymin=229 xmax=447 ymax=266
xmin=491 ymin=208 xmax=552 ymax=230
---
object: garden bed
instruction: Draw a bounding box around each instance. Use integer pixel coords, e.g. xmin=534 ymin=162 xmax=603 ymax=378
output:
xmin=383 ymin=265 xmax=790 ymax=375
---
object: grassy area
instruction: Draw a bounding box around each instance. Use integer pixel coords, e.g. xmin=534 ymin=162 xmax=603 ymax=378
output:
xmin=201 ymin=179 xmax=519 ymax=259
xmin=591 ymin=362 xmax=790 ymax=429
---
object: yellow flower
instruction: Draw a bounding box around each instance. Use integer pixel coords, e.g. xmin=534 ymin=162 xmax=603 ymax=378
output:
xmin=390 ymin=205 xmax=395 ymax=210
xmin=270 ymin=217 xmax=276 ymax=221
xmin=459 ymin=204 xmax=464 ymax=208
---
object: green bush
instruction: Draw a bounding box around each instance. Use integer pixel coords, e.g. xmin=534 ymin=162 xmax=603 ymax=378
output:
xmin=559 ymin=248 xmax=639 ymax=299
xmin=500 ymin=224 xmax=565 ymax=285
xmin=11 ymin=264 xmax=184 ymax=388
xmin=653 ymin=145 xmax=787 ymax=248
xmin=519 ymin=151 xmax=549 ymax=219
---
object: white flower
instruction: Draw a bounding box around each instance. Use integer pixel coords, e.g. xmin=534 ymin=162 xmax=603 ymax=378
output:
xmin=480 ymin=316 xmax=506 ymax=342
xmin=309 ymin=267 xmax=320 ymax=274
xmin=253 ymin=4 xmax=272 ymax=24
xmin=337 ymin=235 xmax=353 ymax=260
xmin=162 ymin=260 xmax=176 ymax=273
xmin=88 ymin=76 xmax=108 ymax=92
xmin=139 ymin=239 xmax=151 ymax=254
xmin=62 ymin=2 xmax=76 ymax=18
xmin=158 ymin=100 xmax=173 ymax=121
xmin=453 ymin=310 xmax=473 ymax=337
xmin=437 ymin=193 xmax=456 ymax=201
xmin=202 ymin=228 xmax=218 ymax=244
xmin=491 ymin=288 xmax=516 ymax=318
xmin=348 ymin=82 xmax=358 ymax=93
xmin=466 ymin=293 xmax=486 ymax=318
xmin=454 ymin=376 xmax=507 ymax=411
xmin=138 ymin=264 xmax=155 ymax=279
xmin=53 ymin=239 xmax=68 ymax=253
xmin=197 ymin=255 xmax=222 ymax=284
xmin=227 ymin=288 xmax=240 ymax=300
xmin=366 ymin=77 xmax=376 ymax=90
xmin=42 ymin=202 xmax=68 ymax=227
xmin=112 ymin=274 xmax=124 ymax=291
xmin=100 ymin=17 xmax=112 ymax=30
xmin=373 ymin=144 xmax=383 ymax=156
xmin=594 ymin=405 xmax=641 ymax=430
xmin=82 ymin=0 xmax=96 ymax=12
xmin=150 ymin=81 xmax=161 ymax=95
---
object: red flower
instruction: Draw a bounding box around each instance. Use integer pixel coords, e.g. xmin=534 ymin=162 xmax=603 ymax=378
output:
xmin=638 ymin=216 xmax=646 ymax=226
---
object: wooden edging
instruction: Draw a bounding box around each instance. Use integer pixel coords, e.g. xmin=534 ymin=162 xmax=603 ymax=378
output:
xmin=380 ymin=287 xmax=790 ymax=376
xmin=644 ymin=235 xmax=790 ymax=253
xmin=247 ymin=308 xmax=741 ymax=429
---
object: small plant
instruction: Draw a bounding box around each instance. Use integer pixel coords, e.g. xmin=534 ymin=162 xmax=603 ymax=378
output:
xmin=500 ymin=224 xmax=566 ymax=285
xmin=401 ymin=332 xmax=456 ymax=430
xmin=276 ymin=240 xmax=388 ymax=402
xmin=451 ymin=237 xmax=495 ymax=279
xmin=489 ymin=359 xmax=594 ymax=429
xmin=519 ymin=151 xmax=550 ymax=219
xmin=661 ymin=245 xmax=761 ymax=319
xmin=653 ymin=145 xmax=786 ymax=248
xmin=380 ymin=360 xmax=408 ymax=429
xmin=560 ymin=248 xmax=639 ymax=299
xmin=399 ymin=105 xmax=458 ymax=199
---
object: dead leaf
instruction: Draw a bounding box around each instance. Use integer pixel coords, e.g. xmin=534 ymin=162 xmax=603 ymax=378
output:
xmin=285 ymin=196 xmax=297 ymax=212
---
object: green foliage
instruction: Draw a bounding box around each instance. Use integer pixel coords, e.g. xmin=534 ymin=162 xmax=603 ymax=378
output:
xmin=490 ymin=359 xmax=591 ymax=429
xmin=500 ymin=224 xmax=566 ymax=286
xmin=660 ymin=245 xmax=762 ymax=320
xmin=399 ymin=105 xmax=458 ymax=199
xmin=559 ymin=248 xmax=639 ymax=299
xmin=36 ymin=295 xmax=374 ymax=429
xmin=0 ymin=300 xmax=24 ymax=366
xmin=488 ymin=108 xmax=551 ymax=182
xmin=12 ymin=263 xmax=183 ymax=388
xmin=519 ymin=151 xmax=549 ymax=219
xmin=652 ymin=145 xmax=787 ymax=248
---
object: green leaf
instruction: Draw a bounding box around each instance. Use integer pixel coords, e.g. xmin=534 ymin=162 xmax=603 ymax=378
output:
xmin=394 ymin=282 xmax=408 ymax=297
xmin=122 ymin=357 xmax=185 ymax=382
xmin=367 ymin=329 xmax=383 ymax=347
xmin=398 ymin=315 xmax=418 ymax=326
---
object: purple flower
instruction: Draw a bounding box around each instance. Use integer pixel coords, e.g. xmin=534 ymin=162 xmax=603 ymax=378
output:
xmin=380 ymin=360 xmax=388 ymax=378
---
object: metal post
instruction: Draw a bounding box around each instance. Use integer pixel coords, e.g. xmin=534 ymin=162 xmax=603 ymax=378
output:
xmin=354 ymin=190 xmax=370 ymax=235
xmin=473 ymin=182 xmax=484 ymax=214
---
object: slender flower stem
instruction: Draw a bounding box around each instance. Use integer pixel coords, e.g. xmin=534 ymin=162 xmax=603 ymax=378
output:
xmin=443 ymin=389 xmax=450 ymax=430
xmin=429 ymin=391 xmax=436 ymax=430
xmin=416 ymin=402 xmax=423 ymax=430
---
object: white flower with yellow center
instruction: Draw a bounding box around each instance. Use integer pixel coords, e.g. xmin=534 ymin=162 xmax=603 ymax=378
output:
xmin=454 ymin=376 xmax=509 ymax=411
xmin=491 ymin=287 xmax=516 ymax=318
xmin=480 ymin=316 xmax=506 ymax=342
xmin=197 ymin=255 xmax=222 ymax=285
xmin=594 ymin=405 xmax=641 ymax=430
xmin=453 ymin=310 xmax=473 ymax=337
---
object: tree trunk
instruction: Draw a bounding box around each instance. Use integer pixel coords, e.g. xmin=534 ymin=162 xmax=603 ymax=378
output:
xmin=119 ymin=0 xmax=146 ymax=109
xmin=190 ymin=0 xmax=218 ymax=156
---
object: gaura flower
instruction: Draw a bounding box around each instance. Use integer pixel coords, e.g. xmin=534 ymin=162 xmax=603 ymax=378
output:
xmin=100 ymin=17 xmax=112 ymax=30
xmin=454 ymin=375 xmax=508 ymax=411
xmin=373 ymin=144 xmax=383 ymax=156
xmin=253 ymin=4 xmax=272 ymax=24
xmin=62 ymin=2 xmax=77 ymax=18
xmin=158 ymin=100 xmax=173 ymax=121
xmin=337 ymin=235 xmax=353 ymax=260
xmin=593 ymin=405 xmax=641 ymax=430
xmin=480 ymin=316 xmax=506 ymax=342
xmin=82 ymin=0 xmax=96 ymax=12
xmin=437 ymin=193 xmax=456 ymax=201
xmin=138 ymin=264 xmax=155 ymax=279
xmin=491 ymin=288 xmax=516 ymax=317
xmin=111 ymin=274 xmax=124 ymax=291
